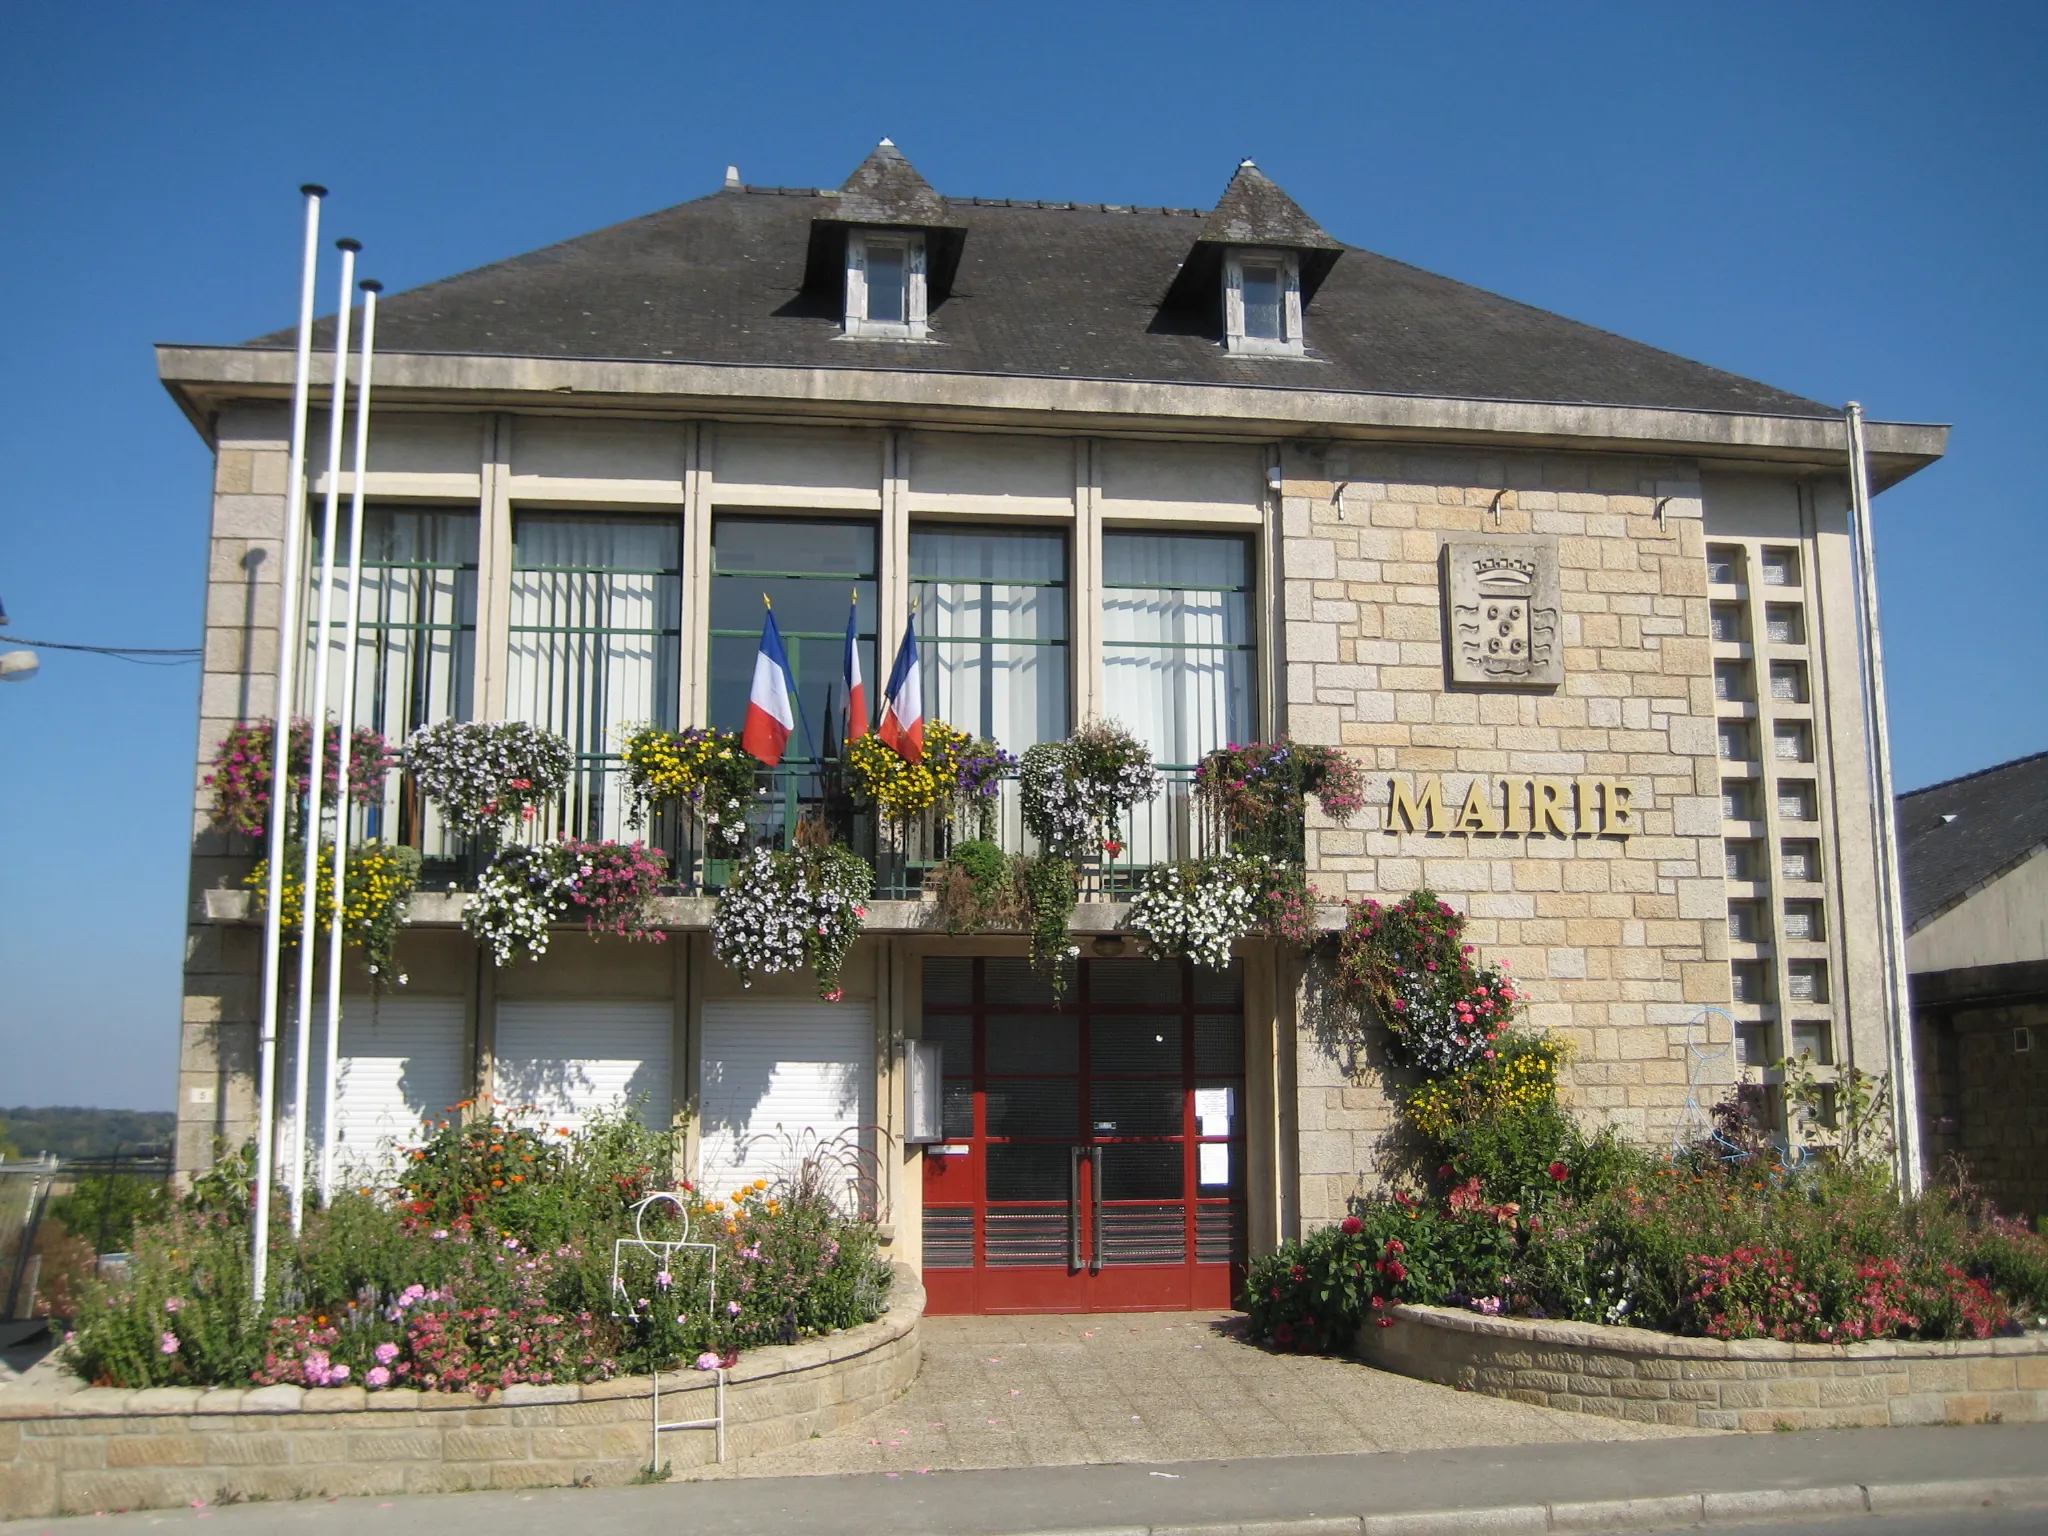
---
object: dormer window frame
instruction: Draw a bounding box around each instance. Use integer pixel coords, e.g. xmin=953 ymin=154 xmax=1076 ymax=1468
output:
xmin=844 ymin=228 xmax=930 ymax=341
xmin=1222 ymin=247 xmax=1305 ymax=357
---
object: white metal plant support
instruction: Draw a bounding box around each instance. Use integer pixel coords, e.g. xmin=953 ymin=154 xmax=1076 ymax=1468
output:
xmin=610 ymin=1192 xmax=724 ymax=1470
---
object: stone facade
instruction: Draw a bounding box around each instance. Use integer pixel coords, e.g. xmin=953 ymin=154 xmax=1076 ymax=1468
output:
xmin=1279 ymin=444 xmax=1734 ymax=1223
xmin=1360 ymin=1302 xmax=2048 ymax=1431
xmin=0 ymin=1269 xmax=922 ymax=1519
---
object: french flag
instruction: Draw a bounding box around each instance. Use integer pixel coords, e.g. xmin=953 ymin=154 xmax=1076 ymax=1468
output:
xmin=741 ymin=602 xmax=797 ymax=766
xmin=877 ymin=615 xmax=924 ymax=763
xmin=843 ymin=593 xmax=868 ymax=742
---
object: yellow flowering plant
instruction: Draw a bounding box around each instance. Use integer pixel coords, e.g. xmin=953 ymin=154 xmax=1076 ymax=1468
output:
xmin=245 ymin=841 xmax=423 ymax=986
xmin=845 ymin=721 xmax=974 ymax=827
xmin=621 ymin=725 xmax=757 ymax=854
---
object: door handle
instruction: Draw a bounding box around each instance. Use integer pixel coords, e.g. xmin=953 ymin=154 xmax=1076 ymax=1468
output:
xmin=1089 ymin=1146 xmax=1104 ymax=1273
xmin=1068 ymin=1145 xmax=1082 ymax=1272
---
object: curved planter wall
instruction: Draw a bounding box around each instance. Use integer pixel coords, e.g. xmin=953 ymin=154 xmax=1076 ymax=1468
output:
xmin=1359 ymin=1303 xmax=2048 ymax=1431
xmin=0 ymin=1267 xmax=922 ymax=1519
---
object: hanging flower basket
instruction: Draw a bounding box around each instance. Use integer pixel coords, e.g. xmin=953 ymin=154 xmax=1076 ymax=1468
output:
xmin=620 ymin=724 xmax=757 ymax=855
xmin=1018 ymin=720 xmax=1159 ymax=859
xmin=710 ymin=844 xmax=872 ymax=999
xmin=1194 ymin=740 xmax=1367 ymax=859
xmin=206 ymin=718 xmax=395 ymax=839
xmin=403 ymin=721 xmax=574 ymax=841
xmin=1333 ymin=889 xmax=1522 ymax=1076
xmin=1127 ymin=854 xmax=1318 ymax=969
xmin=463 ymin=839 xmax=669 ymax=967
xmin=244 ymin=841 xmax=422 ymax=984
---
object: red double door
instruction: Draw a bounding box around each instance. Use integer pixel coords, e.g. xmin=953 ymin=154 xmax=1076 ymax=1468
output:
xmin=919 ymin=957 xmax=1246 ymax=1315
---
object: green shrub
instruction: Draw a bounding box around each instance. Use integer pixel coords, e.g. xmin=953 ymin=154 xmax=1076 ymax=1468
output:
xmin=50 ymin=1173 xmax=171 ymax=1255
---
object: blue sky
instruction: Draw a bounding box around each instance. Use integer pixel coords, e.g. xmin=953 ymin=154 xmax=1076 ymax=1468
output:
xmin=2 ymin=1 xmax=2041 ymax=1108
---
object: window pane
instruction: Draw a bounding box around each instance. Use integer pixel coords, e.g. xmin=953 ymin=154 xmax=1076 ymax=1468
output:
xmin=710 ymin=517 xmax=876 ymax=757
xmin=309 ymin=506 xmax=478 ymax=851
xmin=912 ymin=527 xmax=1068 ymax=750
xmin=1241 ymin=264 xmax=1283 ymax=340
xmin=866 ymin=244 xmax=906 ymax=323
xmin=508 ymin=516 xmax=682 ymax=841
xmin=1102 ymin=533 xmax=1253 ymax=769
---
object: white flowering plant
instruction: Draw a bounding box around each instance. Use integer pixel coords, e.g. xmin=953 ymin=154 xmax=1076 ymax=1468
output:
xmin=711 ymin=844 xmax=874 ymax=1000
xmin=462 ymin=839 xmax=668 ymax=967
xmin=1018 ymin=720 xmax=1159 ymax=858
xmin=404 ymin=721 xmax=574 ymax=841
xmin=1127 ymin=855 xmax=1316 ymax=970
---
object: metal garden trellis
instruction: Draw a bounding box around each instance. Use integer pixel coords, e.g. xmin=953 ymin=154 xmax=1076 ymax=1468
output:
xmin=610 ymin=1191 xmax=724 ymax=1469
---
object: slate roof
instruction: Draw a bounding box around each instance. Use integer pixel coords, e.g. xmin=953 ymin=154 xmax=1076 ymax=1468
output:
xmin=1897 ymin=749 xmax=2048 ymax=931
xmin=259 ymin=148 xmax=1839 ymax=419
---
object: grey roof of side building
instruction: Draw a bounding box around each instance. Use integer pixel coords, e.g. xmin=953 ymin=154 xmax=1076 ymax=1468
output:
xmin=249 ymin=155 xmax=1846 ymax=420
xmin=1897 ymin=749 xmax=2048 ymax=932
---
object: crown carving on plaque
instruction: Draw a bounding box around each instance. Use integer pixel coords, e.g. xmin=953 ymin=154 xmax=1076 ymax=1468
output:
xmin=1473 ymin=555 xmax=1536 ymax=594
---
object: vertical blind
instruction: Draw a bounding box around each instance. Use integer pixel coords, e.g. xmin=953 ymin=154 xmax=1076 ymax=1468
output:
xmin=508 ymin=516 xmax=681 ymax=842
xmin=912 ymin=526 xmax=1069 ymax=750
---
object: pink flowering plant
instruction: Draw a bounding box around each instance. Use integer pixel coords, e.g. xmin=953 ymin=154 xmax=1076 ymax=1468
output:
xmin=1194 ymin=739 xmax=1366 ymax=861
xmin=464 ymin=839 xmax=668 ymax=966
xmin=1334 ymin=890 xmax=1520 ymax=1076
xmin=206 ymin=717 xmax=395 ymax=839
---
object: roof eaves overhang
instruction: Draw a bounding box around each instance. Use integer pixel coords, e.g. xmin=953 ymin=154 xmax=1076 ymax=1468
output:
xmin=155 ymin=344 xmax=1949 ymax=487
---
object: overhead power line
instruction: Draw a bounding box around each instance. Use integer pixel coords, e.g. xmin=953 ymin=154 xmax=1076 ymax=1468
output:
xmin=0 ymin=635 xmax=201 ymax=666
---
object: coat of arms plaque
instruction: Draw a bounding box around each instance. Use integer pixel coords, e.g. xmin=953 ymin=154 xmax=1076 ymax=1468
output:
xmin=1444 ymin=537 xmax=1563 ymax=688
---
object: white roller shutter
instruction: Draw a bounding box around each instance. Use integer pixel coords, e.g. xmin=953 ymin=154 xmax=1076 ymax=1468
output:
xmin=305 ymin=997 xmax=470 ymax=1185
xmin=493 ymin=999 xmax=674 ymax=1135
xmin=698 ymin=1000 xmax=874 ymax=1209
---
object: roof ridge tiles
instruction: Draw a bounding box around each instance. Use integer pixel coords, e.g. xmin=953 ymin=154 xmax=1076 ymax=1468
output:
xmin=1899 ymin=747 xmax=2048 ymax=801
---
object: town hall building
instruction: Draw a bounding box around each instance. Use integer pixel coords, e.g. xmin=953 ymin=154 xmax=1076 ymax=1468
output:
xmin=160 ymin=144 xmax=1946 ymax=1313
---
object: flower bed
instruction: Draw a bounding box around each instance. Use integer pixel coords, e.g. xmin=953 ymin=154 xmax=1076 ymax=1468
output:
xmin=0 ymin=1265 xmax=923 ymax=1518
xmin=59 ymin=1106 xmax=889 ymax=1398
xmin=1245 ymin=889 xmax=2048 ymax=1380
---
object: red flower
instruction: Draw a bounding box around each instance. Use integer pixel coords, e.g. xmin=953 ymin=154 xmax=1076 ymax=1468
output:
xmin=1339 ymin=1215 xmax=1363 ymax=1235
xmin=1548 ymin=1161 xmax=1570 ymax=1182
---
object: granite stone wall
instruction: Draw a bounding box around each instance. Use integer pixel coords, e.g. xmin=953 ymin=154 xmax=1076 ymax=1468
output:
xmin=1359 ymin=1303 xmax=2048 ymax=1431
xmin=1278 ymin=444 xmax=1735 ymax=1223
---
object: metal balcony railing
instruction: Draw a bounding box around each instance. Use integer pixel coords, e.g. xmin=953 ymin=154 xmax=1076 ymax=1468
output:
xmin=352 ymin=761 xmax=1224 ymax=904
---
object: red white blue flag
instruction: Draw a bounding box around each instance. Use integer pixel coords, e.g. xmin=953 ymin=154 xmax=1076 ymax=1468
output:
xmin=878 ymin=614 xmax=923 ymax=763
xmin=843 ymin=592 xmax=868 ymax=742
xmin=741 ymin=601 xmax=797 ymax=766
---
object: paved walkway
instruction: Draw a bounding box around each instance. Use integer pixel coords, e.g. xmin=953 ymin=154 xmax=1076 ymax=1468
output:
xmin=705 ymin=1308 xmax=1700 ymax=1479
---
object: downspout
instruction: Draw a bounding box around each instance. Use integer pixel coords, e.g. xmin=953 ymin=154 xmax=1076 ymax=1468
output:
xmin=1844 ymin=403 xmax=1923 ymax=1192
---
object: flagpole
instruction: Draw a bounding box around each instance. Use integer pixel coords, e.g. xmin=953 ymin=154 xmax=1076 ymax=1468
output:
xmin=290 ymin=237 xmax=359 ymax=1234
xmin=319 ymin=278 xmax=380 ymax=1205
xmin=253 ymin=184 xmax=325 ymax=1303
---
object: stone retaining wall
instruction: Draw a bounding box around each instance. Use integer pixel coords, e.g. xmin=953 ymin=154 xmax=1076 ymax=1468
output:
xmin=1358 ymin=1303 xmax=2048 ymax=1431
xmin=0 ymin=1268 xmax=922 ymax=1519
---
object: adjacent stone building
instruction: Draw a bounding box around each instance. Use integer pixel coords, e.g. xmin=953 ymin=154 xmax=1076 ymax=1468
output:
xmin=1904 ymin=750 xmax=2048 ymax=1220
xmin=157 ymin=144 xmax=1947 ymax=1311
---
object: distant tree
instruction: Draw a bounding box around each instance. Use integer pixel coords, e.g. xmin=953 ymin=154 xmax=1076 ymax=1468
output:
xmin=0 ymin=1107 xmax=174 ymax=1162
xmin=0 ymin=1121 xmax=19 ymax=1160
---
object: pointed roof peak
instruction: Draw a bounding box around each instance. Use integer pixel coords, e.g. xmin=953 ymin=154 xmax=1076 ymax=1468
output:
xmin=1199 ymin=160 xmax=1339 ymax=251
xmin=831 ymin=140 xmax=952 ymax=227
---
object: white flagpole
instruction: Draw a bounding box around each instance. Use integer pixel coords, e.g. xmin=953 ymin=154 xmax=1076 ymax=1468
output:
xmin=289 ymin=237 xmax=359 ymax=1234
xmin=320 ymin=278 xmax=380 ymax=1205
xmin=253 ymin=184 xmax=326 ymax=1302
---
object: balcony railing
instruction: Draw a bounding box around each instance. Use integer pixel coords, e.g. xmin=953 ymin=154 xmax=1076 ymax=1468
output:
xmin=350 ymin=761 xmax=1224 ymax=904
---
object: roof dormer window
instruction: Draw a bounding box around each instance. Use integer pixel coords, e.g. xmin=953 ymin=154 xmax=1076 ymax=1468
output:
xmin=1225 ymin=249 xmax=1302 ymax=356
xmin=845 ymin=229 xmax=928 ymax=340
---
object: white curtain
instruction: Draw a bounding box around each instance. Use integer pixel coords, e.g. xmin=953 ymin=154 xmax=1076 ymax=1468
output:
xmin=507 ymin=517 xmax=681 ymax=841
xmin=913 ymin=528 xmax=1068 ymax=751
xmin=304 ymin=509 xmax=477 ymax=853
xmin=1100 ymin=533 xmax=1251 ymax=767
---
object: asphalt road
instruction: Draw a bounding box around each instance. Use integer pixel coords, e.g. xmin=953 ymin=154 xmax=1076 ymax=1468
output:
xmin=1648 ymin=1514 xmax=2048 ymax=1536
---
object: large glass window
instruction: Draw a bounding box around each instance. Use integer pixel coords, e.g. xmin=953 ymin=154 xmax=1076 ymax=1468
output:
xmin=308 ymin=505 xmax=477 ymax=850
xmin=912 ymin=526 xmax=1068 ymax=751
xmin=507 ymin=515 xmax=681 ymax=841
xmin=709 ymin=518 xmax=877 ymax=760
xmin=1101 ymin=532 xmax=1254 ymax=769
